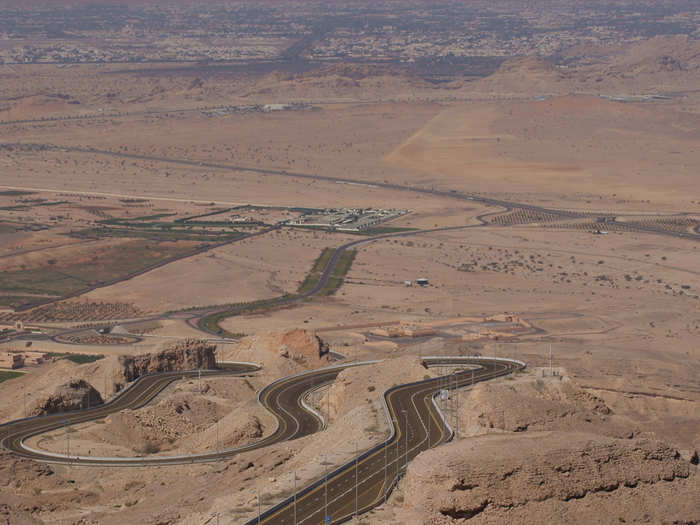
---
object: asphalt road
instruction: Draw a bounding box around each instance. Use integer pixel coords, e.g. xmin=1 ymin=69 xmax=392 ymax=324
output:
xmin=247 ymin=357 xmax=524 ymax=525
xmin=194 ymin=220 xmax=502 ymax=336
xmin=0 ymin=362 xmax=382 ymax=467
xmin=5 ymin=143 xmax=698 ymax=243
xmin=1 ymin=356 xmax=523 ymax=524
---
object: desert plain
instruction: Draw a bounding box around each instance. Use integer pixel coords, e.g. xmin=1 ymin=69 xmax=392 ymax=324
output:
xmin=0 ymin=2 xmax=699 ymax=524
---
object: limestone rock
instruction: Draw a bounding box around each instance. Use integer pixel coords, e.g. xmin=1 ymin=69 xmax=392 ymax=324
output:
xmin=270 ymin=329 xmax=329 ymax=365
xmin=117 ymin=339 xmax=217 ymax=385
xmin=403 ymin=432 xmax=694 ymax=524
xmin=30 ymin=379 xmax=103 ymax=416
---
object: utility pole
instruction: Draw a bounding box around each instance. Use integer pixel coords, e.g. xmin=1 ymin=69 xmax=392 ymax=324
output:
xmin=23 ymin=387 xmax=26 ymax=418
xmin=549 ymin=343 xmax=553 ymax=376
xmin=198 ymin=368 xmax=201 ymax=394
xmin=216 ymin=417 xmax=219 ymax=452
xmin=355 ymin=442 xmax=359 ymax=518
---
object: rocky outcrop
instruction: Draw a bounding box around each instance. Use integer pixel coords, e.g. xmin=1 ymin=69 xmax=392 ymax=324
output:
xmin=275 ymin=329 xmax=329 ymax=365
xmin=459 ymin=373 xmax=623 ymax=437
xmin=227 ymin=415 xmax=264 ymax=446
xmin=403 ymin=432 xmax=696 ymax=523
xmin=0 ymin=450 xmax=59 ymax=489
xmin=118 ymin=339 xmax=217 ymax=384
xmin=30 ymin=379 xmax=103 ymax=416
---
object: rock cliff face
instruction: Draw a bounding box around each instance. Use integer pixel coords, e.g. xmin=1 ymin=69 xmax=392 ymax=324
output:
xmin=117 ymin=339 xmax=217 ymax=385
xmin=403 ymin=432 xmax=697 ymax=524
xmin=30 ymin=379 xmax=103 ymax=416
xmin=275 ymin=329 xmax=329 ymax=365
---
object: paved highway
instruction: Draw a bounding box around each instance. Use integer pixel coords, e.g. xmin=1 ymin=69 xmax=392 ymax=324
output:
xmin=5 ymin=143 xmax=699 ymax=243
xmin=1 ymin=356 xmax=523 ymax=523
xmin=0 ymin=362 xmax=376 ymax=467
xmin=0 ymin=363 xmax=255 ymax=466
xmin=246 ymin=357 xmax=524 ymax=525
xmin=194 ymin=220 xmax=502 ymax=336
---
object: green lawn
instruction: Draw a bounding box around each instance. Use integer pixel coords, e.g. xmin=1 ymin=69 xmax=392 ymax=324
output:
xmin=44 ymin=353 xmax=104 ymax=364
xmin=0 ymin=370 xmax=24 ymax=383
xmin=0 ymin=238 xmax=201 ymax=308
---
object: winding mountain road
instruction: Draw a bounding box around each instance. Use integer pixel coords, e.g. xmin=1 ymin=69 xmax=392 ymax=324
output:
xmin=248 ymin=356 xmax=523 ymax=525
xmin=0 ymin=356 xmax=523 ymax=524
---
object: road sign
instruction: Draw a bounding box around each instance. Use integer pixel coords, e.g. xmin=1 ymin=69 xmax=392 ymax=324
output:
xmin=439 ymin=389 xmax=448 ymax=401
xmin=326 ymin=516 xmax=331 ymax=524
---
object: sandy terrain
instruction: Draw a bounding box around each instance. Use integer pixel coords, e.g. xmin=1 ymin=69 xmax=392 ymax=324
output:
xmin=85 ymin=228 xmax=353 ymax=312
xmin=1 ymin=27 xmax=700 ymax=525
xmin=387 ymin=96 xmax=700 ymax=208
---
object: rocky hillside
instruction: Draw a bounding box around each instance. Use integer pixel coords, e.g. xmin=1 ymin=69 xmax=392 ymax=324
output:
xmin=402 ymin=431 xmax=699 ymax=524
xmin=0 ymin=450 xmax=74 ymax=524
xmin=117 ymin=339 xmax=217 ymax=386
xmin=30 ymin=379 xmax=103 ymax=417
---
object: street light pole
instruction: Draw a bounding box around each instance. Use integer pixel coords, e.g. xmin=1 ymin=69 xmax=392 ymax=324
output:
xmin=402 ymin=410 xmax=408 ymax=470
xmin=427 ymin=409 xmax=431 ymax=449
xmin=257 ymin=486 xmax=261 ymax=525
xmin=395 ymin=430 xmax=399 ymax=482
xmin=383 ymin=438 xmax=388 ymax=503
xmin=293 ymin=471 xmax=297 ymax=525
xmin=355 ymin=442 xmax=358 ymax=518
xmin=324 ymin=454 xmax=329 ymax=524
xmin=454 ymin=372 xmax=459 ymax=439
xmin=549 ymin=343 xmax=553 ymax=376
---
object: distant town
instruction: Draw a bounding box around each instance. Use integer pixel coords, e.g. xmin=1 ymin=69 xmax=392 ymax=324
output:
xmin=0 ymin=0 xmax=697 ymax=75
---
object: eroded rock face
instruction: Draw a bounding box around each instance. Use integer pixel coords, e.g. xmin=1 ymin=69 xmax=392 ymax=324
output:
xmin=30 ymin=379 xmax=103 ymax=416
xmin=275 ymin=329 xmax=329 ymax=364
xmin=462 ymin=374 xmax=615 ymax=435
xmin=0 ymin=450 xmax=96 ymax=521
xmin=118 ymin=339 xmax=217 ymax=385
xmin=0 ymin=451 xmax=58 ymax=489
xmin=228 ymin=415 xmax=264 ymax=446
xmin=404 ymin=432 xmax=693 ymax=523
